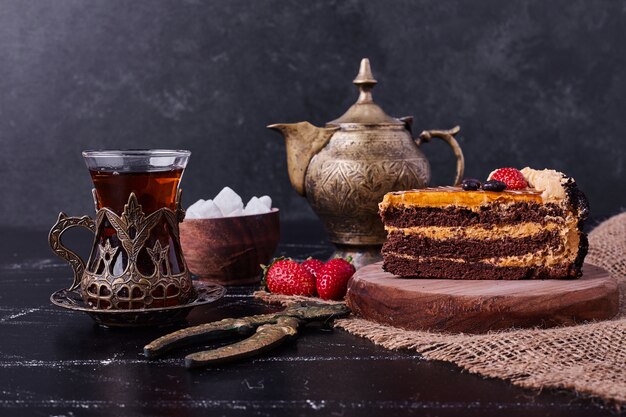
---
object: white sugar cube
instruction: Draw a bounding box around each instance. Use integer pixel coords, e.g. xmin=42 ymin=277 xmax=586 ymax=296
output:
xmin=259 ymin=195 xmax=272 ymax=209
xmin=188 ymin=199 xmax=205 ymax=210
xmin=245 ymin=196 xmax=260 ymax=208
xmin=213 ymin=187 xmax=243 ymax=217
xmin=244 ymin=197 xmax=271 ymax=215
xmin=196 ymin=199 xmax=222 ymax=219
xmin=185 ymin=199 xmax=205 ymax=219
xmin=184 ymin=210 xmax=199 ymax=219
xmin=225 ymin=208 xmax=244 ymax=217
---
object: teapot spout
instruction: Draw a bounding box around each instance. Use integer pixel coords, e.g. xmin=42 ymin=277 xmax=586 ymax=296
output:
xmin=267 ymin=122 xmax=339 ymax=196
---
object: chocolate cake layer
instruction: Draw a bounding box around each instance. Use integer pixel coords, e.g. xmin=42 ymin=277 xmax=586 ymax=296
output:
xmin=383 ymin=255 xmax=579 ymax=280
xmin=382 ymin=229 xmax=562 ymax=261
xmin=381 ymin=202 xmax=565 ymax=228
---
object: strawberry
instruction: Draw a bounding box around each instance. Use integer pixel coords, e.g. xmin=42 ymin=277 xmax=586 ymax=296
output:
xmin=263 ymin=258 xmax=315 ymax=296
xmin=316 ymin=257 xmax=356 ymax=300
xmin=301 ymin=258 xmax=325 ymax=278
xmin=488 ymin=168 xmax=528 ymax=190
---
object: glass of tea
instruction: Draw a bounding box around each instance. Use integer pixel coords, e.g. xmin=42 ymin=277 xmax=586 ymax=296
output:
xmin=49 ymin=150 xmax=194 ymax=310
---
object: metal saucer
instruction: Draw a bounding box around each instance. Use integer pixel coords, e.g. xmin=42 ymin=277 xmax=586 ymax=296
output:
xmin=50 ymin=281 xmax=225 ymax=327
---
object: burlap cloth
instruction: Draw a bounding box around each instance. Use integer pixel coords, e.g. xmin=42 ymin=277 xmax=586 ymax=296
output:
xmin=254 ymin=212 xmax=626 ymax=406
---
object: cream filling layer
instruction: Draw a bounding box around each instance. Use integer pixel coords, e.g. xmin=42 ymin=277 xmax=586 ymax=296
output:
xmin=385 ymin=251 xmax=571 ymax=268
xmin=385 ymin=222 xmax=560 ymax=240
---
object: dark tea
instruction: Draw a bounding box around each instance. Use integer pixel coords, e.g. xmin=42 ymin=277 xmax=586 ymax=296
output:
xmin=90 ymin=168 xmax=183 ymax=214
xmin=87 ymin=168 xmax=186 ymax=307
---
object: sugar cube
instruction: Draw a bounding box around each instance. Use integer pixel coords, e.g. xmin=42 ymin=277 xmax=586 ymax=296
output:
xmin=225 ymin=208 xmax=244 ymax=217
xmin=259 ymin=195 xmax=272 ymax=209
xmin=213 ymin=187 xmax=243 ymax=217
xmin=244 ymin=197 xmax=271 ymax=215
xmin=185 ymin=199 xmax=205 ymax=219
xmin=197 ymin=199 xmax=222 ymax=219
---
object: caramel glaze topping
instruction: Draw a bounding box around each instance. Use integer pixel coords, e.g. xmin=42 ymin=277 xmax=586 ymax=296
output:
xmin=379 ymin=186 xmax=544 ymax=211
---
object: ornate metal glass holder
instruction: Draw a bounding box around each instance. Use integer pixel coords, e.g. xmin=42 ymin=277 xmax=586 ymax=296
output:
xmin=49 ymin=189 xmax=223 ymax=327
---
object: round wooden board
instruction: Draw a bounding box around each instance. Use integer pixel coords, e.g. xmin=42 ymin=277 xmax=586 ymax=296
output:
xmin=346 ymin=262 xmax=619 ymax=333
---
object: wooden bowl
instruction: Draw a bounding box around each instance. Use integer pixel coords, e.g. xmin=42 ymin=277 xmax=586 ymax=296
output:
xmin=179 ymin=209 xmax=280 ymax=285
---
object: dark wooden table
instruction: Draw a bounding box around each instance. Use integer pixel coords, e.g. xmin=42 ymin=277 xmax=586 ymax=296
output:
xmin=0 ymin=224 xmax=617 ymax=416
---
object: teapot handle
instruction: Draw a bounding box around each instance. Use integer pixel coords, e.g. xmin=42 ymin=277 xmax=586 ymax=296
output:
xmin=48 ymin=213 xmax=96 ymax=291
xmin=416 ymin=125 xmax=465 ymax=186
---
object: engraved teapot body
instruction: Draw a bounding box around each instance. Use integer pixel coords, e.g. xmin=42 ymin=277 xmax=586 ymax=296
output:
xmin=269 ymin=59 xmax=464 ymax=248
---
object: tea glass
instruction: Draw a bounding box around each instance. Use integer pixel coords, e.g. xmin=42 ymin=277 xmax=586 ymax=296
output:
xmin=49 ymin=150 xmax=193 ymax=310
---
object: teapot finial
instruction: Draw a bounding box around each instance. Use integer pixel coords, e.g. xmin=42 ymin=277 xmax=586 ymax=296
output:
xmin=353 ymin=58 xmax=377 ymax=104
xmin=327 ymin=58 xmax=401 ymax=126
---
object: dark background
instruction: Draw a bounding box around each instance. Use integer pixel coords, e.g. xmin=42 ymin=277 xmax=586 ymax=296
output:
xmin=1 ymin=0 xmax=625 ymax=229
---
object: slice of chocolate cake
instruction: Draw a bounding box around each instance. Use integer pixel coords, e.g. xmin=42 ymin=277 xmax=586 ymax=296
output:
xmin=379 ymin=168 xmax=589 ymax=280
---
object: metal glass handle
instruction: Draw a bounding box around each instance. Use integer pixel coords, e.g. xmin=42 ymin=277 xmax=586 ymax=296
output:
xmin=48 ymin=213 xmax=96 ymax=291
xmin=416 ymin=125 xmax=465 ymax=186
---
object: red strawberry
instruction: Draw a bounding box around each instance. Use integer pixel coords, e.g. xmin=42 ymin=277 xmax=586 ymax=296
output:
xmin=263 ymin=258 xmax=315 ymax=296
xmin=316 ymin=257 xmax=356 ymax=300
xmin=488 ymin=168 xmax=528 ymax=190
xmin=301 ymin=258 xmax=325 ymax=278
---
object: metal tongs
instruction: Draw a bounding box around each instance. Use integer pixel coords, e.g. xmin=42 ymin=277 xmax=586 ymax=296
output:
xmin=143 ymin=302 xmax=350 ymax=369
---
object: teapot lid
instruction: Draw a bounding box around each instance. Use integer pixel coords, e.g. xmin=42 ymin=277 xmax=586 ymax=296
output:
xmin=327 ymin=58 xmax=403 ymax=126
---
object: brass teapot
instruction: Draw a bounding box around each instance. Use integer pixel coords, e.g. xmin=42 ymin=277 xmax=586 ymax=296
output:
xmin=268 ymin=58 xmax=464 ymax=267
